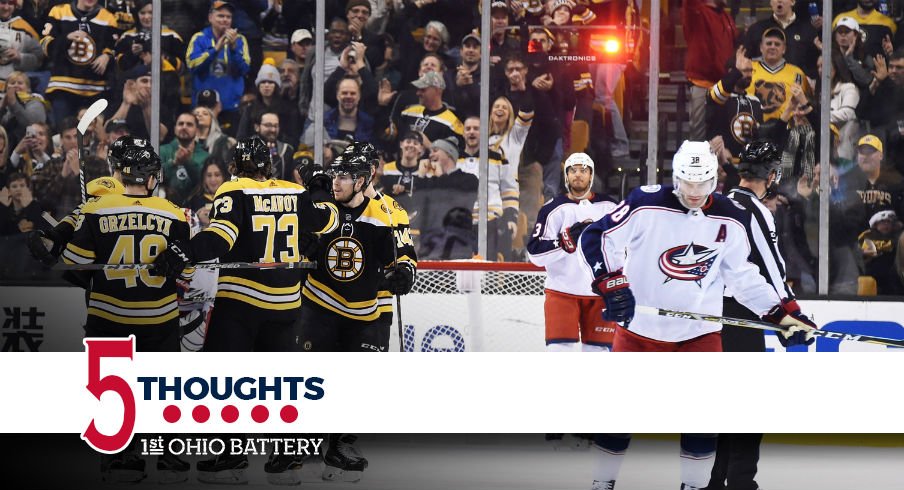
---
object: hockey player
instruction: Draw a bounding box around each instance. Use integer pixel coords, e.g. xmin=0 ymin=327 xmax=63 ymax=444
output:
xmin=154 ymin=136 xmax=338 ymax=484
xmin=527 ymin=152 xmax=619 ymax=352
xmin=578 ymin=140 xmax=818 ymax=490
xmin=297 ymin=150 xmax=415 ymax=483
xmin=706 ymin=141 xmax=797 ymax=490
xmin=59 ymin=142 xmax=192 ymax=484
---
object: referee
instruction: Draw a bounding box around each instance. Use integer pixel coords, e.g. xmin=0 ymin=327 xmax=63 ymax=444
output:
xmin=706 ymin=141 xmax=803 ymax=490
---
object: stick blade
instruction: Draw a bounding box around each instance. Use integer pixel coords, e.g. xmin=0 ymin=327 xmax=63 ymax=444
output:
xmin=77 ymin=99 xmax=108 ymax=134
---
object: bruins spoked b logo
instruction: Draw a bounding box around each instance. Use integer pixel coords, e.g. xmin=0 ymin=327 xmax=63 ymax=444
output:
xmin=326 ymin=237 xmax=364 ymax=281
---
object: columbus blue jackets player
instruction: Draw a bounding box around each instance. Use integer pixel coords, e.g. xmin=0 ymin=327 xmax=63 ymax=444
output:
xmin=578 ymin=140 xmax=818 ymax=490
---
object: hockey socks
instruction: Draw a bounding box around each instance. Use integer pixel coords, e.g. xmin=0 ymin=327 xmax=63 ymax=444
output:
xmin=680 ymin=434 xmax=717 ymax=488
xmin=591 ymin=434 xmax=631 ymax=484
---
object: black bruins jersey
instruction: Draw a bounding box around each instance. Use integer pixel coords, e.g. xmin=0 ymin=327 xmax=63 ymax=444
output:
xmin=374 ymin=193 xmax=417 ymax=326
xmin=41 ymin=3 xmax=119 ymax=96
xmin=398 ymin=103 xmax=464 ymax=147
xmin=707 ymin=68 xmax=764 ymax=157
xmin=62 ymin=193 xmax=192 ymax=326
xmin=189 ymin=178 xmax=339 ymax=320
xmin=304 ymin=197 xmax=416 ymax=322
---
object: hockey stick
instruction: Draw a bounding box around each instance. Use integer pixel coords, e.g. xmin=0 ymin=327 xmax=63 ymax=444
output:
xmin=76 ymin=99 xmax=109 ymax=204
xmin=378 ymin=192 xmax=406 ymax=352
xmin=635 ymin=305 xmax=904 ymax=348
xmin=54 ymin=261 xmax=317 ymax=271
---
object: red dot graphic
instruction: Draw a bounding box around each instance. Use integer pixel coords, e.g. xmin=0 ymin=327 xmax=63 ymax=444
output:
xmin=251 ymin=405 xmax=269 ymax=423
xmin=192 ymin=405 xmax=210 ymax=423
xmin=280 ymin=405 xmax=298 ymax=423
xmin=221 ymin=405 xmax=239 ymax=423
xmin=163 ymin=405 xmax=181 ymax=423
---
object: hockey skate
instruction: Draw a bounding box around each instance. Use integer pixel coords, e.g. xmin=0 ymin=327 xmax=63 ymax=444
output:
xmin=322 ymin=434 xmax=368 ymax=482
xmin=196 ymin=454 xmax=249 ymax=485
xmin=591 ymin=480 xmax=616 ymax=490
xmin=264 ymin=454 xmax=304 ymax=486
xmin=156 ymin=453 xmax=190 ymax=484
xmin=101 ymin=454 xmax=147 ymax=484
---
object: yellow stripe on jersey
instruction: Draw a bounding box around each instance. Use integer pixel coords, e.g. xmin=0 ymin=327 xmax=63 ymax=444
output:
xmin=88 ymin=292 xmax=178 ymax=325
xmin=62 ymin=243 xmax=96 ymax=264
xmin=207 ymin=219 xmax=239 ymax=248
xmin=216 ymin=276 xmax=301 ymax=310
xmin=302 ymin=275 xmax=381 ymax=321
xmin=318 ymin=202 xmax=339 ymax=234
xmin=400 ymin=105 xmax=464 ymax=135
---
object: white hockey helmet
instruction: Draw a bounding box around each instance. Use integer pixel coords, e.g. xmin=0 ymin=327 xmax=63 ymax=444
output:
xmin=671 ymin=140 xmax=718 ymax=209
xmin=563 ymin=152 xmax=594 ymax=193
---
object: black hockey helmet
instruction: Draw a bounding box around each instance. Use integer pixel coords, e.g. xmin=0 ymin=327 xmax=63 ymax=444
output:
xmin=233 ymin=136 xmax=273 ymax=177
xmin=108 ymin=136 xmax=150 ymax=171
xmin=342 ymin=141 xmax=379 ymax=167
xmin=738 ymin=141 xmax=782 ymax=184
xmin=119 ymin=146 xmax=162 ymax=186
xmin=328 ymin=153 xmax=372 ymax=188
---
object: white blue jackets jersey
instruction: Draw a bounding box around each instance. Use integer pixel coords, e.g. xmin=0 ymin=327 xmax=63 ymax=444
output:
xmin=527 ymin=193 xmax=618 ymax=296
xmin=579 ymin=185 xmax=781 ymax=342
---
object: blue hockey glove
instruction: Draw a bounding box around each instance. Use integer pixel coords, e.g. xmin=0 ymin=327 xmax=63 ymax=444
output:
xmin=591 ymin=270 xmax=635 ymax=325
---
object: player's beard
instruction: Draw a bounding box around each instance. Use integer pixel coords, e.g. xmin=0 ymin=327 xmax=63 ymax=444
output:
xmin=569 ymin=179 xmax=591 ymax=197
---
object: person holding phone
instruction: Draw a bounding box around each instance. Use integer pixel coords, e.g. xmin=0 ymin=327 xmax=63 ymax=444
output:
xmin=10 ymin=122 xmax=51 ymax=175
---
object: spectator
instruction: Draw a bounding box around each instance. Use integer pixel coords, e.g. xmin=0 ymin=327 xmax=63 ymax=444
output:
xmin=418 ymin=206 xmax=476 ymax=260
xmin=743 ymin=0 xmax=819 ymax=79
xmin=277 ymin=58 xmax=303 ymax=143
xmin=0 ymin=0 xmax=43 ymax=92
xmin=114 ymin=0 xmax=184 ymax=73
xmin=97 ymin=118 xmax=132 ymax=162
xmin=0 ymin=71 xmax=49 ymax=150
xmin=260 ymin=0 xmax=293 ymax=62
xmin=288 ymin=28 xmax=313 ymax=68
xmin=216 ymin=0 xmax=266 ymax=87
xmin=303 ymin=77 xmax=374 ymax=148
xmin=237 ymin=59 xmax=295 ymax=140
xmin=410 ymin=136 xmax=478 ymax=256
xmin=448 ymin=30 xmax=482 ymax=119
xmin=193 ymin=105 xmax=235 ymax=166
xmin=379 ymin=52 xmax=450 ymax=147
xmin=184 ymin=160 xmax=228 ymax=220
xmin=398 ymin=71 xmax=463 ymax=148
xmin=458 ymin=115 xmax=518 ymax=261
xmin=109 ymin=64 xmax=170 ymax=141
xmin=382 ymin=130 xmax=425 ymax=207
xmin=820 ymin=51 xmax=860 ymax=161
xmin=160 ymin=112 xmax=209 ymax=205
xmin=488 ymin=93 xmax=534 ymax=248
xmin=858 ymin=209 xmax=904 ymax=295
xmin=832 ymin=17 xmax=883 ymax=121
xmin=846 ymin=134 xmax=904 ymax=230
xmin=345 ymin=0 xmax=385 ymax=70
xmin=186 ymin=1 xmax=251 ymax=136
xmin=298 ymin=17 xmax=353 ymax=121
xmin=254 ymin=111 xmax=294 ymax=180
xmin=834 ymin=0 xmax=897 ymax=58
xmin=196 ymin=88 xmax=228 ymax=132
xmin=748 ymin=27 xmax=810 ymax=123
xmin=9 ymin=121 xmax=51 ymax=177
xmin=32 ymin=118 xmax=79 ymax=219
xmin=874 ymin=49 xmax=904 ymax=173
xmin=488 ymin=1 xmax=519 ymax=87
xmin=40 ymin=0 xmax=118 ymax=127
xmin=0 ymin=172 xmax=47 ymax=236
xmin=398 ymin=19 xmax=452 ymax=86
xmin=323 ymin=38 xmax=376 ymax=112
xmin=706 ymin=47 xmax=764 ymax=165
xmin=683 ymin=0 xmax=737 ymax=141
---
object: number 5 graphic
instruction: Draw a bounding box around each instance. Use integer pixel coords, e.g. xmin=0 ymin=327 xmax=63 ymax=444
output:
xmin=81 ymin=336 xmax=137 ymax=454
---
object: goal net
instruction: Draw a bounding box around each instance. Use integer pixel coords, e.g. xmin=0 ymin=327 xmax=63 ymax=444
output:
xmin=390 ymin=261 xmax=548 ymax=352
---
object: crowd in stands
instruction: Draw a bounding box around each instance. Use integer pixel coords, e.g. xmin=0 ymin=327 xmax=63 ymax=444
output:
xmin=0 ymin=0 xmax=902 ymax=296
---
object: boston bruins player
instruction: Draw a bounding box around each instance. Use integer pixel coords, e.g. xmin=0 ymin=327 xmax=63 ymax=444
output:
xmin=297 ymin=150 xmax=415 ymax=483
xmin=60 ymin=143 xmax=192 ymax=484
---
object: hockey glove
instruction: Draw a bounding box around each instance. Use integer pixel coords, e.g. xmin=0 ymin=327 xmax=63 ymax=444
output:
xmin=153 ymin=240 xmax=193 ymax=280
xmin=382 ymin=262 xmax=416 ymax=295
xmin=591 ymin=270 xmax=635 ymax=325
xmin=298 ymin=231 xmax=320 ymax=260
xmin=762 ymin=299 xmax=817 ymax=347
xmin=26 ymin=229 xmax=65 ymax=266
xmin=559 ymin=221 xmax=591 ymax=254
xmin=298 ymin=161 xmax=333 ymax=199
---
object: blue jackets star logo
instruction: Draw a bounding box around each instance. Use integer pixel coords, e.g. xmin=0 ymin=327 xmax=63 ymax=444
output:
xmin=658 ymin=242 xmax=718 ymax=286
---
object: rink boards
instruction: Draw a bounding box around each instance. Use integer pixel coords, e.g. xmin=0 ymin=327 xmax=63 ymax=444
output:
xmin=2 ymin=286 xmax=903 ymax=352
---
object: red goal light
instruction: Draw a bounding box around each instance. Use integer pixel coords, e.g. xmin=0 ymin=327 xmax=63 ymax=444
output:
xmin=589 ymin=34 xmax=621 ymax=55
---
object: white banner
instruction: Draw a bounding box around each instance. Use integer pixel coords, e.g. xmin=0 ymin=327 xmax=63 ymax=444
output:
xmin=2 ymin=351 xmax=904 ymax=443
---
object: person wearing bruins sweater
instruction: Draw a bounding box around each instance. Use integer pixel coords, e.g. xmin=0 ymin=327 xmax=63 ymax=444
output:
xmin=40 ymin=0 xmax=118 ymax=127
xmin=0 ymin=0 xmax=43 ymax=92
xmin=299 ymin=151 xmax=415 ymax=354
xmin=61 ymin=142 xmax=193 ymax=351
xmin=113 ymin=0 xmax=184 ymax=73
xmin=154 ymin=136 xmax=339 ymax=353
